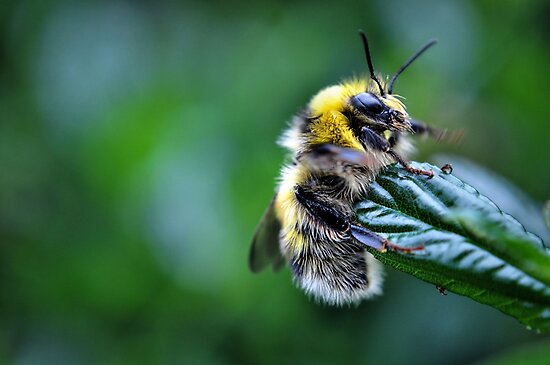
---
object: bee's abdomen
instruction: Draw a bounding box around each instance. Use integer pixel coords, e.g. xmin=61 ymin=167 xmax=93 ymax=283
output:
xmin=290 ymin=236 xmax=365 ymax=282
xmin=276 ymin=192 xmax=384 ymax=305
xmin=276 ymin=166 xmax=384 ymax=304
xmin=289 ymin=233 xmax=382 ymax=305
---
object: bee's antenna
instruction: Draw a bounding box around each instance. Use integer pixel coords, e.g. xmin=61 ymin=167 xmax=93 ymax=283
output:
xmin=358 ymin=30 xmax=384 ymax=96
xmin=388 ymin=38 xmax=437 ymax=94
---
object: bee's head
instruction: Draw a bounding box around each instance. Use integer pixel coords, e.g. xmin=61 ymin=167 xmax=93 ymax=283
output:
xmin=348 ymin=31 xmax=437 ymax=134
xmin=348 ymin=83 xmax=411 ymax=133
xmin=286 ymin=32 xmax=437 ymax=162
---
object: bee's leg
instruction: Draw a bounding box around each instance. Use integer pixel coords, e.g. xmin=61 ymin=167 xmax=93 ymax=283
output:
xmin=409 ymin=119 xmax=463 ymax=143
xmin=409 ymin=118 xmax=436 ymax=136
xmin=294 ymin=185 xmax=350 ymax=232
xmin=361 ymin=127 xmax=390 ymax=152
xmin=387 ymin=149 xmax=434 ymax=178
xmin=350 ymin=224 xmax=424 ymax=253
xmin=360 ymin=127 xmax=433 ymax=177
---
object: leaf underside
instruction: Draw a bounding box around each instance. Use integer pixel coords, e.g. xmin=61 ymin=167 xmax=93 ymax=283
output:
xmin=355 ymin=162 xmax=550 ymax=333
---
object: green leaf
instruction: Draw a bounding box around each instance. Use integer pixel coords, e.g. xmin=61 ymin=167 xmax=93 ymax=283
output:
xmin=355 ymin=162 xmax=550 ymax=332
xmin=434 ymin=154 xmax=550 ymax=243
xmin=453 ymin=210 xmax=550 ymax=285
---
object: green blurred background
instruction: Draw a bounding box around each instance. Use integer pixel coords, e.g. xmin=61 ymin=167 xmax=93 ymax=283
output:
xmin=1 ymin=0 xmax=549 ymax=364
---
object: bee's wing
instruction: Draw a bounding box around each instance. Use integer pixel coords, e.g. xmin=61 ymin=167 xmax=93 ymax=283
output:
xmin=249 ymin=196 xmax=285 ymax=273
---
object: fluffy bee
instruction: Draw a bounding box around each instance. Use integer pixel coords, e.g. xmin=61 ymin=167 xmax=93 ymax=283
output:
xmin=250 ymin=32 xmax=450 ymax=305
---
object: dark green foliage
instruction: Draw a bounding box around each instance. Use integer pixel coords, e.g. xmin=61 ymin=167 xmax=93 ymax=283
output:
xmin=356 ymin=162 xmax=550 ymax=332
xmin=2 ymin=1 xmax=550 ymax=364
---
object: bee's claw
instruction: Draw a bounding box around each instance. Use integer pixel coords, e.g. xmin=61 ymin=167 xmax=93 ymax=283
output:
xmin=440 ymin=163 xmax=453 ymax=174
xmin=404 ymin=165 xmax=434 ymax=178
xmin=388 ymin=150 xmax=434 ymax=178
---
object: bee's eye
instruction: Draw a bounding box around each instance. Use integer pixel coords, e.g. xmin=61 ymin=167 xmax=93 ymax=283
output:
xmin=351 ymin=92 xmax=384 ymax=114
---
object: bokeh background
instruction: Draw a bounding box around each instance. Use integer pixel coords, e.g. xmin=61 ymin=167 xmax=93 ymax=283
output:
xmin=1 ymin=1 xmax=549 ymax=364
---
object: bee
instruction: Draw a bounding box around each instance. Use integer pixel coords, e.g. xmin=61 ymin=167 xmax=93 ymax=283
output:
xmin=249 ymin=31 xmax=452 ymax=305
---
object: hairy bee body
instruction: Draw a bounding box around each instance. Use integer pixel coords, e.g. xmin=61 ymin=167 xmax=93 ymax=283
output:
xmin=273 ymin=80 xmax=411 ymax=304
xmin=275 ymin=157 xmax=384 ymax=305
xmin=250 ymin=34 xmax=442 ymax=305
